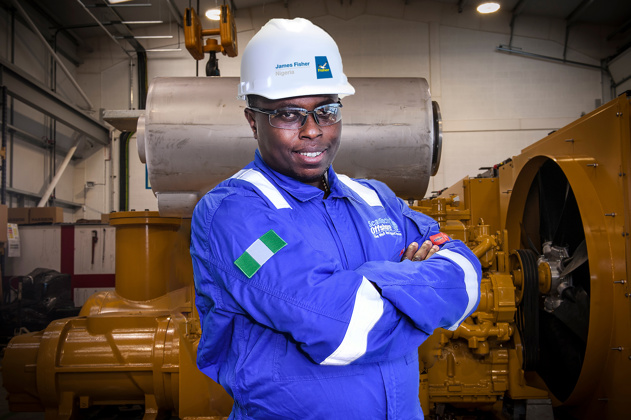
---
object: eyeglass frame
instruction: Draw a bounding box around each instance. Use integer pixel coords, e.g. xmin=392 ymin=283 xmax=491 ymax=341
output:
xmin=246 ymin=100 xmax=343 ymax=129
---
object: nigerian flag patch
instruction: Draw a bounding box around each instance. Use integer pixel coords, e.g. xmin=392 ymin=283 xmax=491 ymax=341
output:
xmin=234 ymin=230 xmax=287 ymax=278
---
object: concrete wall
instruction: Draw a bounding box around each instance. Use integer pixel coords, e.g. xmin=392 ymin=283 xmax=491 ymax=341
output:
xmin=1 ymin=0 xmax=621 ymax=218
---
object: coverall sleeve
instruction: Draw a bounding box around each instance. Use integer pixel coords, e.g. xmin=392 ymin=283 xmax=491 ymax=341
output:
xmin=356 ymin=197 xmax=482 ymax=335
xmin=192 ymin=187 xmax=480 ymax=367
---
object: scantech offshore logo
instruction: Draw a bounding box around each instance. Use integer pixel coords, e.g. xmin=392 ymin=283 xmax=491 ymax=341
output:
xmin=368 ymin=217 xmax=402 ymax=239
xmin=315 ymin=56 xmax=332 ymax=79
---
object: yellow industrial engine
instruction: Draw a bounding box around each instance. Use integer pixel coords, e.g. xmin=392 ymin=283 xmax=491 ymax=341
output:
xmin=2 ymin=89 xmax=630 ymax=419
xmin=414 ymin=91 xmax=631 ymax=418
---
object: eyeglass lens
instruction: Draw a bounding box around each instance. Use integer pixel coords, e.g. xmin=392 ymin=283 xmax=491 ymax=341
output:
xmin=269 ymin=103 xmax=341 ymax=129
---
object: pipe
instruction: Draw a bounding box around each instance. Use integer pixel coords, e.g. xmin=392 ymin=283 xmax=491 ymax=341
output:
xmin=137 ymin=51 xmax=148 ymax=109
xmin=472 ymin=235 xmax=495 ymax=258
xmin=444 ymin=320 xmax=513 ymax=342
xmin=10 ymin=0 xmax=94 ymax=111
xmin=37 ymin=135 xmax=82 ymax=207
xmin=2 ymin=86 xmax=7 ymax=204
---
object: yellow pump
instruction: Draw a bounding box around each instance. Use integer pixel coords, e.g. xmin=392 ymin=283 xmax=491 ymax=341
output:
xmin=2 ymin=212 xmax=232 ymax=419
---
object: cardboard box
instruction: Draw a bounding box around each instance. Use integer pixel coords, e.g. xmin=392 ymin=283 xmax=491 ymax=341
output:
xmin=0 ymin=204 xmax=7 ymax=243
xmin=29 ymin=207 xmax=64 ymax=224
xmin=8 ymin=207 xmax=29 ymax=224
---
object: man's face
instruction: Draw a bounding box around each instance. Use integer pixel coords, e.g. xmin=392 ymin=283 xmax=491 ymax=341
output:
xmin=245 ymin=94 xmax=341 ymax=188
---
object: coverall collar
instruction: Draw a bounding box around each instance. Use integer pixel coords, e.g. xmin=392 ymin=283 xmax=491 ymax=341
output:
xmin=253 ymin=150 xmax=347 ymax=202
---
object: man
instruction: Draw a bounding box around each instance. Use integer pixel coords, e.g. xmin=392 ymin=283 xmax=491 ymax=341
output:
xmin=191 ymin=18 xmax=481 ymax=419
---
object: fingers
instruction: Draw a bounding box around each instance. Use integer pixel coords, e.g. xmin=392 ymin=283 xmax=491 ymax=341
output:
xmin=401 ymin=242 xmax=419 ymax=261
xmin=412 ymin=240 xmax=432 ymax=261
xmin=426 ymin=244 xmax=439 ymax=259
xmin=402 ymin=240 xmax=440 ymax=262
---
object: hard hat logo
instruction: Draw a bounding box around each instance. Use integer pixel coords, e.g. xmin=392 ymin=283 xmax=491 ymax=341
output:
xmin=315 ymin=56 xmax=332 ymax=79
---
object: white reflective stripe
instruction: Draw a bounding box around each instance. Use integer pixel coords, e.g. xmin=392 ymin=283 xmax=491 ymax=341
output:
xmin=321 ymin=277 xmax=384 ymax=366
xmin=337 ymin=175 xmax=383 ymax=207
xmin=246 ymin=239 xmax=274 ymax=266
xmin=436 ymin=249 xmax=479 ymax=331
xmin=230 ymin=169 xmax=292 ymax=209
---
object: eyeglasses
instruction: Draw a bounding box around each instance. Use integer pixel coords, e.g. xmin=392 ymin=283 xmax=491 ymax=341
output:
xmin=247 ymin=101 xmax=343 ymax=129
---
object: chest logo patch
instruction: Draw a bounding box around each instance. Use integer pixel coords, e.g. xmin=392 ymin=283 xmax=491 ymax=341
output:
xmin=368 ymin=217 xmax=402 ymax=239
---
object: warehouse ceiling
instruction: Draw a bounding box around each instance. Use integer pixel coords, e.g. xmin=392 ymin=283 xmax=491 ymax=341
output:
xmin=2 ymin=0 xmax=630 ymax=60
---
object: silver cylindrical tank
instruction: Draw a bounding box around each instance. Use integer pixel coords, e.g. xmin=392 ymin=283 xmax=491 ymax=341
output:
xmin=139 ymin=77 xmax=440 ymax=216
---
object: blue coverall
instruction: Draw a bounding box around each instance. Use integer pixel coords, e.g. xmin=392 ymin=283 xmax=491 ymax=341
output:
xmin=191 ymin=150 xmax=482 ymax=419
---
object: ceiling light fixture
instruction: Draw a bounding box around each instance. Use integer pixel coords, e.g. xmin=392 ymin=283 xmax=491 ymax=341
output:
xmin=477 ymin=2 xmax=500 ymax=13
xmin=107 ymin=2 xmax=152 ymax=7
xmin=121 ymin=20 xmax=164 ymax=24
xmin=205 ymin=8 xmax=221 ymax=21
xmin=115 ymin=35 xmax=174 ymax=39
xmin=146 ymin=48 xmax=183 ymax=52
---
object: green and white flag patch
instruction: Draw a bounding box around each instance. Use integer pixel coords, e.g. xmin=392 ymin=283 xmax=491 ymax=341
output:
xmin=234 ymin=230 xmax=287 ymax=278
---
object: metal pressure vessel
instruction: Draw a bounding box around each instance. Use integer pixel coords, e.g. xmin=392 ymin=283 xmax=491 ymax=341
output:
xmin=137 ymin=77 xmax=441 ymax=216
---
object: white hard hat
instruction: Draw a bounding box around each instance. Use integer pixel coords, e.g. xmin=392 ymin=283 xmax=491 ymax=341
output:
xmin=238 ymin=18 xmax=355 ymax=100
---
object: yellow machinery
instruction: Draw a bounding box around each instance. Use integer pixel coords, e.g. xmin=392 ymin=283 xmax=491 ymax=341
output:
xmin=414 ymin=91 xmax=631 ymax=418
xmin=2 ymin=212 xmax=233 ymax=419
xmin=2 ymin=93 xmax=630 ymax=419
xmin=184 ymin=6 xmax=237 ymax=59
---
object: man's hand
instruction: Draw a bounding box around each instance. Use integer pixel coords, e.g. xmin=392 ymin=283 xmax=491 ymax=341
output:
xmin=401 ymin=241 xmax=438 ymax=262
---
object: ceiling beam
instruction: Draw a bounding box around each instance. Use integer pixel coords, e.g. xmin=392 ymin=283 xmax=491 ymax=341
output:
xmin=607 ymin=16 xmax=631 ymax=41
xmin=564 ymin=0 xmax=595 ymax=60
xmin=0 ymin=0 xmax=86 ymax=66
xmin=165 ymin=0 xmax=183 ymax=28
xmin=0 ymin=58 xmax=110 ymax=147
xmin=566 ymin=0 xmax=595 ymax=24
xmin=76 ymin=0 xmax=132 ymax=56
xmin=509 ymin=0 xmax=530 ymax=49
